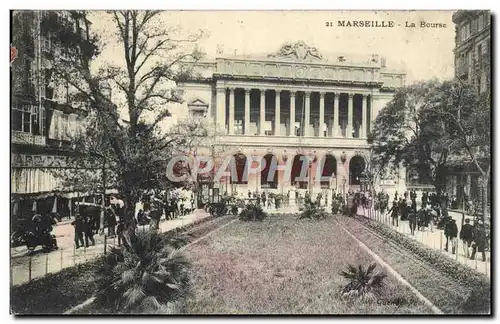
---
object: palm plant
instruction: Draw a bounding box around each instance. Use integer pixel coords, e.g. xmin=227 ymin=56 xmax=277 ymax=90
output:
xmin=239 ymin=203 xmax=267 ymax=221
xmin=340 ymin=262 xmax=387 ymax=301
xmin=299 ymin=200 xmax=328 ymax=220
xmin=94 ymin=230 xmax=191 ymax=314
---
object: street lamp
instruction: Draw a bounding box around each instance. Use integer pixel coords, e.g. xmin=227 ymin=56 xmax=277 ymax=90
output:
xmin=343 ymin=176 xmax=347 ymax=200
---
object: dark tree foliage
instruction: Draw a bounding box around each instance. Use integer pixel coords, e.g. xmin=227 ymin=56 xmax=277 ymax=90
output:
xmin=36 ymin=10 xmax=205 ymax=227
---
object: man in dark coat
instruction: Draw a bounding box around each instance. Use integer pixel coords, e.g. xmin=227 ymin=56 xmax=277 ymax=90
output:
xmin=346 ymin=193 xmax=354 ymax=217
xmin=106 ymin=206 xmax=117 ymax=237
xmin=460 ymin=218 xmax=474 ymax=258
xmin=444 ymin=218 xmax=458 ymax=254
xmin=82 ymin=215 xmax=95 ymax=247
xmin=471 ymin=221 xmax=487 ymax=262
xmin=71 ymin=214 xmax=85 ymax=249
xmin=408 ymin=204 xmax=418 ymax=235
xmin=388 ymin=200 xmax=399 ymax=226
xmin=399 ymin=197 xmax=407 ymax=221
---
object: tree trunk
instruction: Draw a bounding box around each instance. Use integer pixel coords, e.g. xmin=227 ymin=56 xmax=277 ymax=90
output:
xmin=433 ymin=165 xmax=447 ymax=195
xmin=481 ymin=175 xmax=489 ymax=223
xmin=99 ymin=159 xmax=106 ymax=233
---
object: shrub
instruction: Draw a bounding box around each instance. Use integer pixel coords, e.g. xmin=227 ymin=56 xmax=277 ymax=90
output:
xmin=300 ymin=200 xmax=328 ymax=220
xmin=340 ymin=262 xmax=387 ymax=301
xmin=207 ymin=202 xmax=227 ymax=217
xmin=238 ymin=204 xmax=267 ymax=222
xmin=94 ymin=230 xmax=191 ymax=314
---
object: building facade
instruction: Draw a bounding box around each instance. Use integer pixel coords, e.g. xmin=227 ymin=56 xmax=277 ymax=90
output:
xmin=11 ymin=11 xmax=95 ymax=220
xmin=449 ymin=10 xmax=491 ymax=208
xmin=453 ymin=10 xmax=491 ymax=92
xmin=179 ymin=41 xmax=407 ymax=197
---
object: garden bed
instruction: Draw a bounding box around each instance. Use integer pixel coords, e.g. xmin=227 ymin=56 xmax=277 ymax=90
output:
xmin=185 ymin=214 xmax=433 ymax=314
xmin=340 ymin=215 xmax=491 ymax=314
xmin=10 ymin=214 xmax=234 ymax=315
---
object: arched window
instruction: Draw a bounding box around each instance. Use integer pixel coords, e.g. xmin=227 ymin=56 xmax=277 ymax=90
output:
xmin=261 ymin=154 xmax=278 ymax=189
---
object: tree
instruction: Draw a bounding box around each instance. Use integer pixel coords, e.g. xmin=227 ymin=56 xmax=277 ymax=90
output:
xmin=166 ymin=117 xmax=229 ymax=201
xmin=43 ymin=10 xmax=205 ymax=226
xmin=426 ymin=79 xmax=490 ymax=220
xmin=359 ymin=149 xmax=386 ymax=195
xmin=369 ymin=80 xmax=456 ymax=193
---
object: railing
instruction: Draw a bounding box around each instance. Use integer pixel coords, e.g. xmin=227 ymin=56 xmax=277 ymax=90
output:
xmin=12 ymin=131 xmax=46 ymax=146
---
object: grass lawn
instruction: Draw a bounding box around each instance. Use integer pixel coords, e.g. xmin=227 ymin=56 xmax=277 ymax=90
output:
xmin=185 ymin=213 xmax=433 ymax=314
xmin=339 ymin=215 xmax=490 ymax=314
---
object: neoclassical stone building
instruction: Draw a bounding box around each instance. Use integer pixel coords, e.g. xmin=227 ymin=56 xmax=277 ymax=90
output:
xmin=179 ymin=41 xmax=407 ymax=197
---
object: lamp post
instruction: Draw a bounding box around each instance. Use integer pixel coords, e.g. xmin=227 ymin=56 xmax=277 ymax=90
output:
xmin=343 ymin=176 xmax=347 ymax=201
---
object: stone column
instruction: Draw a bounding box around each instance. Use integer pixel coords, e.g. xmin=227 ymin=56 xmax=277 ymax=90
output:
xmin=244 ymin=89 xmax=250 ymax=135
xmin=275 ymin=90 xmax=281 ymax=136
xmin=216 ymin=87 xmax=226 ymax=133
xmin=347 ymin=93 xmax=353 ymax=138
xmin=369 ymin=95 xmax=374 ymax=133
xmin=319 ymin=92 xmax=325 ymax=137
xmin=333 ymin=92 xmax=339 ymax=137
xmin=228 ymin=87 xmax=235 ymax=135
xmin=259 ymin=89 xmax=266 ymax=135
xmin=304 ymin=91 xmax=311 ymax=136
xmin=289 ymin=91 xmax=296 ymax=136
xmin=362 ymin=94 xmax=367 ymax=138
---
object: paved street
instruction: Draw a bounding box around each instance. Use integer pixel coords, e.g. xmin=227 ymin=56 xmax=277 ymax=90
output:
xmin=356 ymin=206 xmax=491 ymax=277
xmin=11 ymin=209 xmax=209 ymax=286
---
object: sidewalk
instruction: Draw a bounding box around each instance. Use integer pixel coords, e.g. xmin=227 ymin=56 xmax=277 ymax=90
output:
xmin=11 ymin=209 xmax=210 ymax=286
xmin=356 ymin=206 xmax=490 ymax=278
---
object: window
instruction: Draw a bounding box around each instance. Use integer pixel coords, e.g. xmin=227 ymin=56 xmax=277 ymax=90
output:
xmin=478 ymin=44 xmax=483 ymax=66
xmin=43 ymin=35 xmax=52 ymax=52
xmin=61 ymin=114 xmax=69 ymax=140
xmin=12 ymin=110 xmax=22 ymax=131
xmin=461 ymin=23 xmax=471 ymax=41
xmin=12 ymin=104 xmax=32 ymax=133
xmin=478 ymin=15 xmax=484 ymax=31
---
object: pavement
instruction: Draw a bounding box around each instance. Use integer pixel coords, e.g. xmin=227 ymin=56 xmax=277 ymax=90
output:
xmin=356 ymin=206 xmax=491 ymax=278
xmin=10 ymin=209 xmax=210 ymax=286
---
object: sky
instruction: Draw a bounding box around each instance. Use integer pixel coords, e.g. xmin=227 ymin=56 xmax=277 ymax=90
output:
xmin=89 ymin=10 xmax=456 ymax=125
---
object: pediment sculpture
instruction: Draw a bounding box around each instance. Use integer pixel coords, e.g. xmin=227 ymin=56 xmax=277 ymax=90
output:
xmin=268 ymin=41 xmax=323 ymax=61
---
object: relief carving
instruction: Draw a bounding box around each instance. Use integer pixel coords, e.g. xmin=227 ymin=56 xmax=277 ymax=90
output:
xmin=268 ymin=41 xmax=323 ymax=61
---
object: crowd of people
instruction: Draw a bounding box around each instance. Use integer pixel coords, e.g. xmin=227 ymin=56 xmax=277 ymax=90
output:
xmin=20 ymin=185 xmax=489 ymax=264
xmin=340 ymin=189 xmax=489 ymax=262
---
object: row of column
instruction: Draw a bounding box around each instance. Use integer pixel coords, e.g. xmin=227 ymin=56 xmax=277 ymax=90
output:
xmin=216 ymin=87 xmax=371 ymax=138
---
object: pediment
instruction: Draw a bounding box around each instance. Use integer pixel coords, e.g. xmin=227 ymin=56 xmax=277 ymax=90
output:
xmin=188 ymin=97 xmax=208 ymax=107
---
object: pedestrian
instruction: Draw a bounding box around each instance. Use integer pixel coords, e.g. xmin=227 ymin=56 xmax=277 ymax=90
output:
xmin=408 ymin=205 xmax=418 ymax=235
xmin=460 ymin=218 xmax=474 ymax=258
xmin=471 ymin=221 xmax=487 ymax=262
xmin=116 ymin=219 xmax=125 ymax=247
xmin=106 ymin=206 xmax=117 ymax=237
xmin=387 ymin=200 xmax=399 ymax=226
xmin=71 ymin=214 xmax=85 ymax=249
xmin=83 ymin=215 xmax=95 ymax=247
xmin=417 ymin=205 xmax=427 ymax=231
xmin=444 ymin=218 xmax=458 ymax=254
xmin=399 ymin=197 xmax=407 ymax=221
